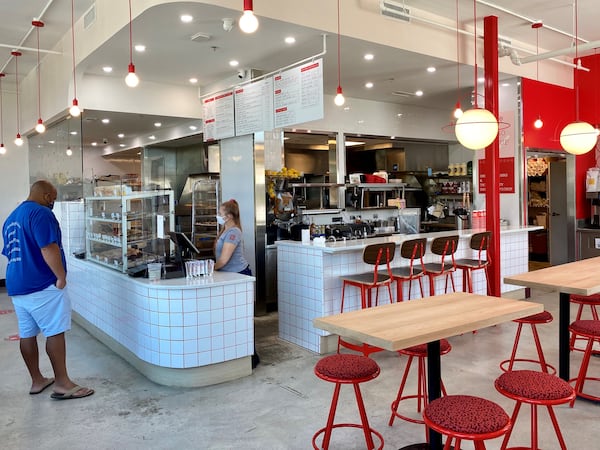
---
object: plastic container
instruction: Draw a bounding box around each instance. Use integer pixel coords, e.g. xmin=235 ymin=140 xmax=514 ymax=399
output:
xmin=147 ymin=263 xmax=162 ymax=281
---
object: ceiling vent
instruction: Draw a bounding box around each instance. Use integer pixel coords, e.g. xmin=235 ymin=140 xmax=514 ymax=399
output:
xmin=84 ymin=3 xmax=96 ymax=29
xmin=190 ymin=32 xmax=212 ymax=42
xmin=380 ymin=0 xmax=411 ymax=23
xmin=392 ymin=90 xmax=415 ymax=97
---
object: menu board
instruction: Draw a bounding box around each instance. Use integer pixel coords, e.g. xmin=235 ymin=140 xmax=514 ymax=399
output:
xmin=274 ymin=58 xmax=324 ymax=128
xmin=202 ymin=90 xmax=235 ymax=141
xmin=478 ymin=157 xmax=515 ymax=193
xmin=234 ymin=77 xmax=274 ymax=136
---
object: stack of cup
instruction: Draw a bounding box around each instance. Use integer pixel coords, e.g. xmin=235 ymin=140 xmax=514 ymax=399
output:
xmin=185 ymin=259 xmax=215 ymax=279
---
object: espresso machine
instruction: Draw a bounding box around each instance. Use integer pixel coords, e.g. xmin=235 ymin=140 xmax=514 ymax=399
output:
xmin=591 ymin=198 xmax=600 ymax=227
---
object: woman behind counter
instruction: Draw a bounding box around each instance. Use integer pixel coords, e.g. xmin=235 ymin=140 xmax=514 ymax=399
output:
xmin=214 ymin=199 xmax=252 ymax=275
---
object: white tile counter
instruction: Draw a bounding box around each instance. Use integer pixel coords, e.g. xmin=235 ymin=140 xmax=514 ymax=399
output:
xmin=67 ymin=256 xmax=255 ymax=387
xmin=277 ymin=227 xmax=538 ymax=354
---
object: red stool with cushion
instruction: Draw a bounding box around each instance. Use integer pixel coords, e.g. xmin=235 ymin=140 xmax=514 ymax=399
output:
xmin=569 ymin=294 xmax=600 ymax=352
xmin=499 ymin=311 xmax=556 ymax=375
xmin=312 ymin=354 xmax=384 ymax=450
xmin=423 ymin=395 xmax=511 ymax=450
xmin=495 ymin=370 xmax=575 ymax=450
xmin=568 ymin=319 xmax=600 ymax=406
xmin=389 ymin=339 xmax=451 ymax=426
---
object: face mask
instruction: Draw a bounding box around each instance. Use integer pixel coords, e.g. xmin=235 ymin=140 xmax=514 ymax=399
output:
xmin=47 ymin=202 xmax=54 ymax=210
xmin=216 ymin=215 xmax=226 ymax=226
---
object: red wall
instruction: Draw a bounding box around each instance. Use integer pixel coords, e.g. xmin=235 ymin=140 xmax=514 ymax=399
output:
xmin=521 ymin=77 xmax=596 ymax=220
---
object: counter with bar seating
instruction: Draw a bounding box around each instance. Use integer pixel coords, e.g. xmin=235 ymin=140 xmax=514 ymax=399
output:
xmin=277 ymin=226 xmax=539 ymax=354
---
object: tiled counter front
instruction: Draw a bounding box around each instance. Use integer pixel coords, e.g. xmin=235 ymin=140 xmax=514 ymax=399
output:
xmin=67 ymin=257 xmax=255 ymax=387
xmin=277 ymin=227 xmax=533 ymax=354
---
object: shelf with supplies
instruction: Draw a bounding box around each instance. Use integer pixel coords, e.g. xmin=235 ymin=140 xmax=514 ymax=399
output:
xmin=85 ymin=191 xmax=174 ymax=272
xmin=345 ymin=183 xmax=419 ymax=209
xmin=192 ymin=179 xmax=220 ymax=254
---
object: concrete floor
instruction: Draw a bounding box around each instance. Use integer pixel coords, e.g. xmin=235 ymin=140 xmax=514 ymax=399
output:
xmin=1 ymin=287 xmax=599 ymax=450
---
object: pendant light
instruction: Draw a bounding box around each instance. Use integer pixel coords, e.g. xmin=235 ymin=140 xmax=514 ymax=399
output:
xmin=125 ymin=0 xmax=139 ymax=87
xmin=69 ymin=0 xmax=81 ymax=117
xmin=0 ymin=72 xmax=6 ymax=154
xmin=239 ymin=0 xmax=259 ymax=34
xmin=33 ymin=20 xmax=46 ymax=134
xmin=453 ymin=0 xmax=463 ymax=119
xmin=559 ymin=0 xmax=597 ymax=155
xmin=454 ymin=0 xmax=499 ymax=150
xmin=532 ymin=22 xmax=543 ymax=129
xmin=11 ymin=51 xmax=23 ymax=147
xmin=334 ymin=0 xmax=345 ymax=107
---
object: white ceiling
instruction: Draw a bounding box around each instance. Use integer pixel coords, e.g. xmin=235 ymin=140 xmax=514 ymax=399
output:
xmin=2 ymin=0 xmax=600 ymax=149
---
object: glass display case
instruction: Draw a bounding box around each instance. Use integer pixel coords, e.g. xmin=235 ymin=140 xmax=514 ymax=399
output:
xmin=192 ymin=179 xmax=220 ymax=256
xmin=85 ymin=190 xmax=174 ymax=272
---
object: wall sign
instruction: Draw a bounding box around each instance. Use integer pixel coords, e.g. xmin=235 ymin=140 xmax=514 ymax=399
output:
xmin=478 ymin=157 xmax=515 ymax=193
xmin=234 ymin=77 xmax=274 ymax=136
xmin=202 ymin=89 xmax=235 ymax=141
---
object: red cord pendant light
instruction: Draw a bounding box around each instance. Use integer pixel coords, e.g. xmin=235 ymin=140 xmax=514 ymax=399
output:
xmin=33 ymin=20 xmax=46 ymax=133
xmin=334 ymin=0 xmax=345 ymax=106
xmin=239 ymin=0 xmax=259 ymax=33
xmin=11 ymin=51 xmax=23 ymax=146
xmin=69 ymin=0 xmax=81 ymax=116
xmin=0 ymin=72 xmax=6 ymax=154
xmin=125 ymin=0 xmax=139 ymax=87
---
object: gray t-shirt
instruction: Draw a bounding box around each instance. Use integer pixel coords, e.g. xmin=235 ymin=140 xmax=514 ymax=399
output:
xmin=215 ymin=227 xmax=248 ymax=272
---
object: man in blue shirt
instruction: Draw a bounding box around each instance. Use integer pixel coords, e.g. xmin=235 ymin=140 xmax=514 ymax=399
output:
xmin=2 ymin=180 xmax=93 ymax=399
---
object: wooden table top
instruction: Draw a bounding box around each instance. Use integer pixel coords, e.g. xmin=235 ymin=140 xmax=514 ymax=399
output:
xmin=504 ymin=256 xmax=600 ymax=296
xmin=313 ymin=292 xmax=543 ymax=351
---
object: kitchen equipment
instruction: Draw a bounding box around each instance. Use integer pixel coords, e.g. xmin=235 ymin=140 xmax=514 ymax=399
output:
xmin=453 ymin=208 xmax=470 ymax=230
xmin=591 ymin=198 xmax=600 ymax=227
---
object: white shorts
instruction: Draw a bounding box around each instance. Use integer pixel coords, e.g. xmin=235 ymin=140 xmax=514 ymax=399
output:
xmin=11 ymin=284 xmax=72 ymax=338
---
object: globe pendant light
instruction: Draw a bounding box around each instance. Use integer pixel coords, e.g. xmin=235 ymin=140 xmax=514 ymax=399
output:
xmin=69 ymin=0 xmax=81 ymax=117
xmin=532 ymin=22 xmax=543 ymax=129
xmin=454 ymin=0 xmax=498 ymax=150
xmin=334 ymin=0 xmax=345 ymax=107
xmin=11 ymin=51 xmax=23 ymax=146
xmin=559 ymin=0 xmax=596 ymax=155
xmin=0 ymin=72 xmax=6 ymax=154
xmin=239 ymin=0 xmax=259 ymax=34
xmin=125 ymin=0 xmax=139 ymax=87
xmin=33 ymin=20 xmax=46 ymax=134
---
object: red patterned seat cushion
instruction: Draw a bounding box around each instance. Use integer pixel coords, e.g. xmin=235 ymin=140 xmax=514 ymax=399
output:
xmin=424 ymin=395 xmax=509 ymax=435
xmin=496 ymin=370 xmax=573 ymax=401
xmin=315 ymin=354 xmax=380 ymax=381
xmin=514 ymin=310 xmax=553 ymax=324
xmin=400 ymin=339 xmax=451 ymax=356
xmin=570 ymin=294 xmax=600 ymax=304
xmin=570 ymin=319 xmax=600 ymax=337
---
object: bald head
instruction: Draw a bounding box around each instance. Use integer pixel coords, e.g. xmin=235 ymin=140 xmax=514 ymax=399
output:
xmin=28 ymin=180 xmax=57 ymax=209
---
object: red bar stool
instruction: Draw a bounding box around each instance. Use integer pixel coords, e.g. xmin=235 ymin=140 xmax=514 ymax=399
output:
xmin=423 ymin=395 xmax=511 ymax=450
xmin=569 ymin=294 xmax=600 ymax=352
xmin=499 ymin=311 xmax=556 ymax=375
xmin=454 ymin=231 xmax=492 ymax=294
xmin=495 ymin=370 xmax=575 ymax=450
xmin=390 ymin=238 xmax=427 ymax=302
xmin=423 ymin=235 xmax=459 ymax=296
xmin=568 ymin=319 xmax=600 ymax=406
xmin=312 ymin=354 xmax=384 ymax=450
xmin=388 ymin=339 xmax=451 ymax=426
xmin=338 ymin=242 xmax=395 ymax=356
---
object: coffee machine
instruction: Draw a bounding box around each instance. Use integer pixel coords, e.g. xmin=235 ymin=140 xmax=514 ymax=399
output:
xmin=591 ymin=198 xmax=600 ymax=227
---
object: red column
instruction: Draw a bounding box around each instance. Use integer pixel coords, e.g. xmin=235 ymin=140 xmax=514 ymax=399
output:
xmin=484 ymin=15 xmax=501 ymax=296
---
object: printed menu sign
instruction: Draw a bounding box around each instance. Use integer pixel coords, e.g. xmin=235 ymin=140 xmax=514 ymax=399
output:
xmin=234 ymin=77 xmax=274 ymax=136
xmin=274 ymin=58 xmax=324 ymax=128
xmin=478 ymin=157 xmax=515 ymax=193
xmin=202 ymin=90 xmax=235 ymax=141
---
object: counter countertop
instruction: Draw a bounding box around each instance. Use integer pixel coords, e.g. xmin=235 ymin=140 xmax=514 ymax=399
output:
xmin=274 ymin=226 xmax=541 ymax=253
xmin=68 ymin=256 xmax=255 ymax=289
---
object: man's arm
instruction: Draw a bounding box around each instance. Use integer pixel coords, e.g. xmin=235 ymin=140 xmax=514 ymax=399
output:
xmin=41 ymin=243 xmax=67 ymax=289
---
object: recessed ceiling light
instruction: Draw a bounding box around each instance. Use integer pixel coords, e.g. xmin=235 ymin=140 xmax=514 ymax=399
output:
xmin=189 ymin=125 xmax=198 ymax=131
xmin=364 ymin=53 xmax=374 ymax=61
xmin=365 ymin=82 xmax=374 ymax=89
xmin=70 ymin=131 xmax=78 ymax=135
xmin=119 ymin=144 xmax=126 ymax=147
xmin=48 ymin=140 xmax=55 ymax=144
xmin=154 ymin=122 xmax=162 ymax=127
xmin=148 ymin=135 xmax=156 ymax=140
xmin=117 ymin=133 xmax=124 ymax=138
xmin=343 ymin=106 xmax=350 ymax=111
xmin=390 ymin=136 xmax=396 ymax=139
xmin=134 ymin=44 xmax=146 ymax=52
xmin=357 ymin=120 xmax=364 ymax=124
xmin=91 ymin=142 xmax=97 ymax=146
xmin=415 ymin=90 xmax=424 ymax=96
xmin=397 ymin=113 xmax=403 ymax=117
xmin=427 ymin=66 xmax=436 ymax=73
xmin=478 ymin=77 xmax=485 ymax=83
xmin=502 ymin=82 xmax=510 ymax=87
xmin=102 ymin=118 xmax=110 ymax=124
xmin=102 ymin=66 xmax=113 ymax=73
xmin=229 ymin=60 xmax=239 ymax=67
xmin=189 ymin=77 xmax=198 ymax=84
xmin=180 ymin=14 xmax=193 ymax=23
xmin=284 ymin=36 xmax=296 ymax=44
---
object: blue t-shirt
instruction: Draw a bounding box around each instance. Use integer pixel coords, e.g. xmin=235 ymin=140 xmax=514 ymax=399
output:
xmin=215 ymin=227 xmax=248 ymax=273
xmin=2 ymin=200 xmax=66 ymax=296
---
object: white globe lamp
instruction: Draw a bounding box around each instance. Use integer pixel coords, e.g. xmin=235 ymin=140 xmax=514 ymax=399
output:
xmin=560 ymin=121 xmax=598 ymax=155
xmin=455 ymin=108 xmax=499 ymax=150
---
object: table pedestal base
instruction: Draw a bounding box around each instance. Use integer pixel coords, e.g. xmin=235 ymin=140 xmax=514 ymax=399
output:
xmin=399 ymin=445 xmax=454 ymax=450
